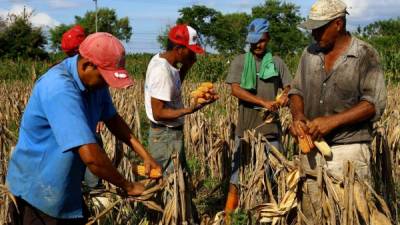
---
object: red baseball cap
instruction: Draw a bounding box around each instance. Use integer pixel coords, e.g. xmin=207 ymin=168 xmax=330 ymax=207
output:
xmin=61 ymin=25 xmax=86 ymax=55
xmin=168 ymin=24 xmax=204 ymax=54
xmin=79 ymin=32 xmax=133 ymax=89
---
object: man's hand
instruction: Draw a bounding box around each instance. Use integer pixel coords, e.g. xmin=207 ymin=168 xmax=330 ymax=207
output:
xmin=289 ymin=119 xmax=309 ymax=139
xmin=307 ymin=116 xmax=339 ymax=140
xmin=143 ymin=157 xmax=162 ymax=176
xmin=277 ymin=92 xmax=289 ymax=107
xmin=96 ymin=121 xmax=105 ymax=133
xmin=261 ymin=100 xmax=279 ymax=111
xmin=124 ymin=182 xmax=145 ymax=196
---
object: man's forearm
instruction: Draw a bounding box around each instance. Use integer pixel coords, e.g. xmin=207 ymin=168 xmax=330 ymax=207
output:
xmin=290 ymin=94 xmax=306 ymax=121
xmin=231 ymin=83 xmax=266 ymax=107
xmin=78 ymin=144 xmax=130 ymax=190
xmin=153 ymin=107 xmax=191 ymax=121
xmin=330 ymin=101 xmax=376 ymax=128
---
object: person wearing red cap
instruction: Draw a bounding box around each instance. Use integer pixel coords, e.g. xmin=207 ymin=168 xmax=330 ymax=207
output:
xmin=144 ymin=24 xmax=211 ymax=223
xmin=6 ymin=32 xmax=161 ymax=224
xmin=61 ymin=25 xmax=86 ymax=57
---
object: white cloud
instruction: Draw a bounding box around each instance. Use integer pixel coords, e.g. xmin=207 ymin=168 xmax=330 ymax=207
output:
xmin=342 ymin=0 xmax=400 ymax=26
xmin=0 ymin=4 xmax=60 ymax=28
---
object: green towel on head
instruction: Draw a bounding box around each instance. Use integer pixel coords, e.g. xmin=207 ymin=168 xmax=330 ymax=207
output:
xmin=240 ymin=51 xmax=278 ymax=90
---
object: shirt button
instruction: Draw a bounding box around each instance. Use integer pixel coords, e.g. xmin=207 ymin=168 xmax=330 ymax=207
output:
xmin=320 ymin=100 xmax=324 ymax=104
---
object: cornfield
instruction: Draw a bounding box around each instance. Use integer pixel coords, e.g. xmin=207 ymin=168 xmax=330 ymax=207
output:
xmin=0 ymin=76 xmax=399 ymax=224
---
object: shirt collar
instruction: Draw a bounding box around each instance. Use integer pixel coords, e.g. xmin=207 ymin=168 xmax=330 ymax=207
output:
xmin=65 ymin=55 xmax=86 ymax=92
xmin=344 ymin=36 xmax=359 ymax=58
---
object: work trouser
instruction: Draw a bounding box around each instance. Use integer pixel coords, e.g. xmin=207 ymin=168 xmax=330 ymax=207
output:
xmin=300 ymin=143 xmax=371 ymax=222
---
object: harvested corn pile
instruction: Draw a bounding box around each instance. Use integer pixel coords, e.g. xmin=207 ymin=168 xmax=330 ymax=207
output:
xmin=190 ymin=82 xmax=219 ymax=104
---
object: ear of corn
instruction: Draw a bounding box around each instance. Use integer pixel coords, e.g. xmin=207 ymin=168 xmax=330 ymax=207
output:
xmin=298 ymin=135 xmax=314 ymax=154
xmin=200 ymin=82 xmax=213 ymax=89
xmin=190 ymin=81 xmax=218 ymax=105
xmin=314 ymin=140 xmax=332 ymax=157
xmin=197 ymin=86 xmax=210 ymax=93
xmin=197 ymin=98 xmax=207 ymax=104
xmin=133 ymin=164 xmax=162 ymax=179
xmin=190 ymin=90 xmax=204 ymax=98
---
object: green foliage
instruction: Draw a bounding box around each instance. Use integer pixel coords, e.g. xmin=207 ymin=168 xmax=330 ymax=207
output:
xmin=211 ymin=13 xmax=251 ymax=54
xmin=49 ymin=8 xmax=132 ymax=51
xmin=251 ymin=0 xmax=308 ymax=56
xmin=231 ymin=209 xmax=249 ymax=225
xmin=49 ymin=24 xmax=75 ymax=51
xmin=186 ymin=54 xmax=233 ymax=82
xmin=0 ymin=12 xmax=48 ymax=59
xmin=160 ymin=0 xmax=308 ymax=56
xmin=176 ymin=5 xmax=221 ymax=48
xmin=156 ymin=25 xmax=171 ymax=51
xmin=356 ymin=18 xmax=400 ymax=83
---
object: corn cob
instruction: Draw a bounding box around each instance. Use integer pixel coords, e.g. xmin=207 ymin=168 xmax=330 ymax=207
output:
xmin=197 ymin=98 xmax=207 ymax=104
xmin=298 ymin=135 xmax=315 ymax=153
xmin=314 ymin=140 xmax=332 ymax=157
xmin=297 ymin=124 xmax=315 ymax=154
xmin=190 ymin=90 xmax=204 ymax=98
xmin=197 ymin=86 xmax=210 ymax=93
xmin=200 ymin=82 xmax=214 ymax=89
xmin=132 ymin=165 xmax=162 ymax=179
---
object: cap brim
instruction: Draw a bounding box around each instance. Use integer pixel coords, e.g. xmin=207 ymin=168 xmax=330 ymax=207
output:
xmin=299 ymin=19 xmax=331 ymax=30
xmin=246 ymin=33 xmax=263 ymax=44
xmin=187 ymin=44 xmax=204 ymax=54
xmin=98 ymin=68 xmax=134 ymax=89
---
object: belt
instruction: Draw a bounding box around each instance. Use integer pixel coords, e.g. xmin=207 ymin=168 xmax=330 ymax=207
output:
xmin=150 ymin=122 xmax=183 ymax=131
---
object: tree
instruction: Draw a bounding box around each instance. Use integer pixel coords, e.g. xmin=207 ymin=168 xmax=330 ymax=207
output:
xmin=356 ymin=18 xmax=400 ymax=82
xmin=49 ymin=24 xmax=75 ymax=50
xmin=211 ymin=13 xmax=250 ymax=54
xmin=50 ymin=8 xmax=132 ymax=51
xmin=176 ymin=5 xmax=221 ymax=49
xmin=251 ymin=0 xmax=308 ymax=56
xmin=0 ymin=10 xmax=48 ymax=59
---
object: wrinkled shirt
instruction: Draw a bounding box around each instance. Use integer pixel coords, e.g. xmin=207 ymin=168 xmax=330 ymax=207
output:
xmin=6 ymin=55 xmax=117 ymax=218
xmin=289 ymin=37 xmax=386 ymax=144
xmin=226 ymin=54 xmax=292 ymax=138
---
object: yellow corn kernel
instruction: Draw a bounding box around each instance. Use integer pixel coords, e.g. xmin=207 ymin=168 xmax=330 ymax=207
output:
xmin=200 ymin=82 xmax=213 ymax=89
xmin=314 ymin=140 xmax=332 ymax=157
xmin=197 ymin=98 xmax=207 ymax=104
xmin=197 ymin=86 xmax=209 ymax=93
xmin=190 ymin=90 xmax=204 ymax=98
xmin=134 ymin=165 xmax=162 ymax=179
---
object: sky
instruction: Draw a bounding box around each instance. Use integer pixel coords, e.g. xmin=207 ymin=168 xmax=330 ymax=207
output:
xmin=0 ymin=0 xmax=399 ymax=53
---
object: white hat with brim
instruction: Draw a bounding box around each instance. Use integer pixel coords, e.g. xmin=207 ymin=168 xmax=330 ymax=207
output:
xmin=300 ymin=0 xmax=348 ymax=30
xmin=298 ymin=19 xmax=332 ymax=30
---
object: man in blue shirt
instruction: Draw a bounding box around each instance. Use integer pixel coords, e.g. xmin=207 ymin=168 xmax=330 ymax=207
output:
xmin=6 ymin=32 xmax=161 ymax=224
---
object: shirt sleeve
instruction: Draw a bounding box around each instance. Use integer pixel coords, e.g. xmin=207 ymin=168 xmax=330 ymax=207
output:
xmin=148 ymin=65 xmax=174 ymax=102
xmin=101 ymin=88 xmax=117 ymax=121
xmin=359 ymin=47 xmax=387 ymax=121
xmin=288 ymin=49 xmax=307 ymax=97
xmin=226 ymin=55 xmax=244 ymax=84
xmin=42 ymin=85 xmax=96 ymax=152
xmin=273 ymin=56 xmax=292 ymax=88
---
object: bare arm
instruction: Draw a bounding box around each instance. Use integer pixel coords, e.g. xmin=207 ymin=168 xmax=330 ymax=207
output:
xmin=230 ymin=83 xmax=277 ymax=110
xmin=308 ymin=101 xmax=375 ymax=140
xmin=151 ymin=97 xmax=193 ymax=121
xmin=289 ymin=94 xmax=309 ymax=138
xmin=104 ymin=114 xmax=161 ymax=173
xmin=78 ymin=144 xmax=144 ymax=195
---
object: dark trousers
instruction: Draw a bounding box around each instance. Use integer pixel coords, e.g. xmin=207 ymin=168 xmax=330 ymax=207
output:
xmin=8 ymin=197 xmax=89 ymax=225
